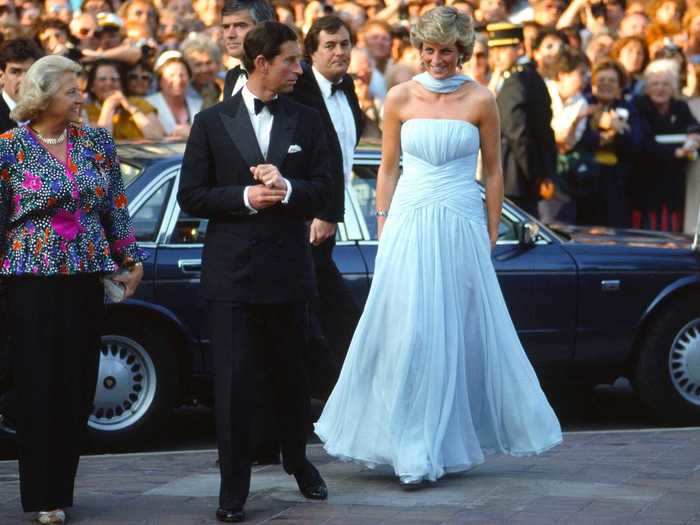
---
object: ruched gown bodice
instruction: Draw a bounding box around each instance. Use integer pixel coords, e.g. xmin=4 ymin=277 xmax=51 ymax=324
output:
xmin=315 ymin=119 xmax=562 ymax=482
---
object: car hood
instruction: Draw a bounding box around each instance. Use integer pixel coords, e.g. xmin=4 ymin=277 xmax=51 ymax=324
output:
xmin=547 ymin=223 xmax=694 ymax=250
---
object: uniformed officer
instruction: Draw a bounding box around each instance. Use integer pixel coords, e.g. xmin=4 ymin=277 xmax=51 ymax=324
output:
xmin=487 ymin=23 xmax=557 ymax=217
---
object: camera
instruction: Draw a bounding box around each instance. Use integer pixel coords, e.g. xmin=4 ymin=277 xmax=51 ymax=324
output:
xmin=590 ymin=2 xmax=606 ymax=18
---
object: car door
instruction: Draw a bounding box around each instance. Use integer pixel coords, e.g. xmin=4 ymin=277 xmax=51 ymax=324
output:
xmin=347 ymin=165 xmax=577 ymax=368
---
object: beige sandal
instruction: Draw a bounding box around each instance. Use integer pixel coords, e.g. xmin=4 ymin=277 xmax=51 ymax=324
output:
xmin=36 ymin=509 xmax=66 ymax=524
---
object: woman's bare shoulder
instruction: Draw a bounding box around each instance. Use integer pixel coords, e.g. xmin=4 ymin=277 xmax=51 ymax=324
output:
xmin=464 ymin=81 xmax=496 ymax=105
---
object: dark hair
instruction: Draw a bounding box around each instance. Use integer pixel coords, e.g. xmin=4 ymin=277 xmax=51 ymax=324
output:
xmin=611 ymin=35 xmax=650 ymax=75
xmin=221 ymin=0 xmax=274 ymax=22
xmin=592 ymin=58 xmax=628 ymax=88
xmin=532 ymin=26 xmax=566 ymax=51
xmin=554 ymin=47 xmax=589 ymax=76
xmin=34 ymin=18 xmax=71 ymax=39
xmin=86 ymin=59 xmax=126 ymax=100
xmin=0 ymin=38 xmax=44 ymax=71
xmin=304 ymin=15 xmax=355 ymax=61
xmin=243 ymin=20 xmax=297 ymax=72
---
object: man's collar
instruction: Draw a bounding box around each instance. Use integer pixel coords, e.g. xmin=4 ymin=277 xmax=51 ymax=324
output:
xmin=312 ymin=65 xmax=343 ymax=99
xmin=241 ymin=83 xmax=278 ymax=115
xmin=2 ymin=91 xmax=16 ymax=111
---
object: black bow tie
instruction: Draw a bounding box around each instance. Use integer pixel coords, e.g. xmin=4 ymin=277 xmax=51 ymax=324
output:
xmin=330 ymin=82 xmax=343 ymax=96
xmin=253 ymin=97 xmax=279 ymax=115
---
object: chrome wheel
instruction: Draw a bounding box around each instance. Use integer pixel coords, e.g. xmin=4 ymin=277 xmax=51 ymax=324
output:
xmin=89 ymin=335 xmax=157 ymax=432
xmin=668 ymin=319 xmax=700 ymax=406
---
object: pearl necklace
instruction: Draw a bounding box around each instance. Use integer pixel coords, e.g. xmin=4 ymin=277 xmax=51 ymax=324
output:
xmin=35 ymin=128 xmax=68 ymax=145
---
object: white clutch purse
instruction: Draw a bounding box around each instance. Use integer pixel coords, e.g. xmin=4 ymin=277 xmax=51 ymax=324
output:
xmin=102 ymin=270 xmax=128 ymax=302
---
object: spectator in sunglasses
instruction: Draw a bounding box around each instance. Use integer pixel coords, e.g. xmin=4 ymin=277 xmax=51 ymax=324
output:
xmin=85 ymin=58 xmax=164 ymax=139
xmin=125 ymin=59 xmax=154 ymax=96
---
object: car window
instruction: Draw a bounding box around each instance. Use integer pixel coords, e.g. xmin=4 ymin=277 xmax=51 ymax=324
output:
xmin=120 ymin=161 xmax=143 ymax=188
xmin=131 ymin=180 xmax=173 ymax=242
xmin=169 ymin=210 xmax=208 ymax=244
xmin=348 ymin=164 xmax=519 ymax=242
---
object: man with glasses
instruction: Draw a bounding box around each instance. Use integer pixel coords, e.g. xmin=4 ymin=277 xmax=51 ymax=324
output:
xmin=221 ymin=0 xmax=275 ymax=99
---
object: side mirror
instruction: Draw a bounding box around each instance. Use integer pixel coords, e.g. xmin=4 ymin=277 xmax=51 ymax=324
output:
xmin=515 ymin=221 xmax=540 ymax=246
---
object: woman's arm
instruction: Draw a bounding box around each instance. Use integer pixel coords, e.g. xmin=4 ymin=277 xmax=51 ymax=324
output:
xmin=478 ymin=88 xmax=504 ymax=249
xmin=375 ymin=85 xmax=404 ymax=239
xmin=124 ymin=99 xmax=165 ymax=140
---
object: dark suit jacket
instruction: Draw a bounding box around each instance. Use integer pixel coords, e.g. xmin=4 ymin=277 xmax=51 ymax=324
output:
xmin=222 ymin=66 xmax=246 ymax=101
xmin=497 ymin=61 xmax=556 ymax=200
xmin=0 ymin=95 xmax=16 ymax=134
xmin=291 ymin=63 xmax=365 ymax=223
xmin=177 ymin=92 xmax=332 ymax=303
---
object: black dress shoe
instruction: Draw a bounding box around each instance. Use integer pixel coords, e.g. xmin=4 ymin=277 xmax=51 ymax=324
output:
xmin=293 ymin=460 xmax=328 ymax=500
xmin=216 ymin=507 xmax=245 ymax=523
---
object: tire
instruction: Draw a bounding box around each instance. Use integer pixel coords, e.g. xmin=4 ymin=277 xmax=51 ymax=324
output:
xmin=635 ymin=296 xmax=700 ymax=424
xmin=88 ymin=316 xmax=179 ymax=447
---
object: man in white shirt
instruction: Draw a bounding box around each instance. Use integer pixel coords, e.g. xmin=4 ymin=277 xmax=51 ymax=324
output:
xmin=177 ymin=21 xmax=332 ymax=524
xmin=292 ymin=15 xmax=365 ymax=397
xmin=0 ymin=38 xmax=44 ymax=133
xmin=221 ymin=0 xmax=274 ymax=99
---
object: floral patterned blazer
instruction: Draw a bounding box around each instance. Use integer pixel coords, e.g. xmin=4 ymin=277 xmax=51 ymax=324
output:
xmin=0 ymin=125 xmax=145 ymax=276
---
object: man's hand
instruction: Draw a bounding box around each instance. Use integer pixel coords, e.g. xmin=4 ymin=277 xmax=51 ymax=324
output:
xmin=248 ymin=184 xmax=287 ymax=210
xmin=309 ymin=218 xmax=337 ymax=246
xmin=251 ymin=164 xmax=286 ymax=190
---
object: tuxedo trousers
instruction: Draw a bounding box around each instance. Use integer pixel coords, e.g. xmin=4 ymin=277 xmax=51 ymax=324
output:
xmin=309 ymin=237 xmax=359 ymax=398
xmin=209 ymin=301 xmax=311 ymax=509
xmin=6 ymin=274 xmax=103 ymax=512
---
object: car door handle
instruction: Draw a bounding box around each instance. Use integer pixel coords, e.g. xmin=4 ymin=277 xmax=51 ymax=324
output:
xmin=601 ymin=279 xmax=621 ymax=292
xmin=178 ymin=259 xmax=202 ymax=274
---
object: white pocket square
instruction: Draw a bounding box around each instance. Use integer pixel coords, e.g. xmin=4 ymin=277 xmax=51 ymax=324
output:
xmin=287 ymin=144 xmax=302 ymax=154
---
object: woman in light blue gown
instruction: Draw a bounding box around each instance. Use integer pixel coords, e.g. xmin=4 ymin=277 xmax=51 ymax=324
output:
xmin=315 ymin=7 xmax=562 ymax=486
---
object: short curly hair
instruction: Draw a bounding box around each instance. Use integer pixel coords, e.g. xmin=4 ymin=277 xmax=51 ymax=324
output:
xmin=410 ymin=6 xmax=475 ymax=62
xmin=11 ymin=55 xmax=81 ymax=123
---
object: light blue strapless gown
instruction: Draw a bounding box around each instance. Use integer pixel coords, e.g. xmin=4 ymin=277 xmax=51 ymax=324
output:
xmin=314 ymin=117 xmax=563 ymax=483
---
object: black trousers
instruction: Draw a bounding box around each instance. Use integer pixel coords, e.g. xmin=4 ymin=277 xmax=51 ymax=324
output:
xmin=209 ymin=302 xmax=311 ymax=510
xmin=308 ymin=237 xmax=359 ymax=398
xmin=6 ymin=274 xmax=103 ymax=513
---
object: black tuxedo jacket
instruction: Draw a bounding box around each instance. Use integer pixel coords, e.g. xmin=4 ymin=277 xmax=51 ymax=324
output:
xmin=291 ymin=63 xmax=365 ymax=223
xmin=497 ymin=61 xmax=556 ymax=200
xmin=0 ymin=95 xmax=16 ymax=134
xmin=177 ymin=92 xmax=332 ymax=303
xmin=223 ymin=66 xmax=246 ymax=100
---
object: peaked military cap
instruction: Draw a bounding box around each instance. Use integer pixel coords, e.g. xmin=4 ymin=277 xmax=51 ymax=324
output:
xmin=486 ymin=23 xmax=524 ymax=48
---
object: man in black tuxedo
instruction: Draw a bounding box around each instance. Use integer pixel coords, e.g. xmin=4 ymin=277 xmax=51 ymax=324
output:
xmin=177 ymin=21 xmax=331 ymax=524
xmin=487 ymin=23 xmax=556 ymax=217
xmin=0 ymin=37 xmax=43 ymax=433
xmin=221 ymin=0 xmax=274 ymax=100
xmin=292 ymin=15 xmax=364 ymax=396
xmin=0 ymin=38 xmax=43 ymax=133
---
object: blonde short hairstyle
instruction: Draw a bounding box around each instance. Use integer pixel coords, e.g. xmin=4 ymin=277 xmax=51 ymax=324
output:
xmin=11 ymin=55 xmax=81 ymax=123
xmin=410 ymin=6 xmax=475 ymax=62
xmin=644 ymin=58 xmax=681 ymax=94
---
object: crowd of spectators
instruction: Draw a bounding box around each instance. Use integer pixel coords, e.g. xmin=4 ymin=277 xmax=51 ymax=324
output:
xmin=0 ymin=0 xmax=699 ymax=231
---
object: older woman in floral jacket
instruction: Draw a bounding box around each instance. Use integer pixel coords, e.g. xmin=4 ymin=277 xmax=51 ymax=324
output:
xmin=0 ymin=55 xmax=145 ymax=525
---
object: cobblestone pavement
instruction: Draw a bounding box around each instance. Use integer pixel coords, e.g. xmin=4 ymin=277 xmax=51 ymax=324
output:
xmin=2 ymin=428 xmax=700 ymax=524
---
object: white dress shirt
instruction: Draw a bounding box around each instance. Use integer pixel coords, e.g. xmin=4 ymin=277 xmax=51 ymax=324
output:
xmin=232 ymin=66 xmax=248 ymax=97
xmin=240 ymin=83 xmax=292 ymax=214
xmin=2 ymin=90 xmax=16 ymax=111
xmin=546 ymin=79 xmax=588 ymax=145
xmin=312 ymin=66 xmax=356 ymax=187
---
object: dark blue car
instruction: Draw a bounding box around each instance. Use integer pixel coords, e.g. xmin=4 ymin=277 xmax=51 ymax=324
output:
xmin=7 ymin=141 xmax=700 ymax=445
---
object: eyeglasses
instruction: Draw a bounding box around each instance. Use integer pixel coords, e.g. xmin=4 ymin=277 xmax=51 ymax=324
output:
xmin=127 ymin=72 xmax=152 ymax=81
xmin=77 ymin=27 xmax=94 ymax=36
xmin=96 ymin=76 xmax=120 ymax=82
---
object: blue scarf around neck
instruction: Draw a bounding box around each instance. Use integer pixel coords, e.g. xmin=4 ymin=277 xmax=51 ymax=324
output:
xmin=412 ymin=71 xmax=472 ymax=93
